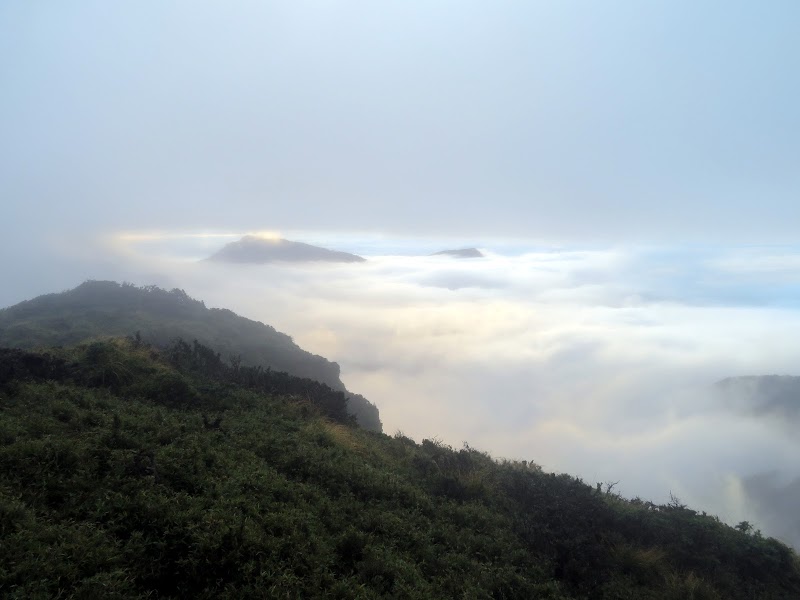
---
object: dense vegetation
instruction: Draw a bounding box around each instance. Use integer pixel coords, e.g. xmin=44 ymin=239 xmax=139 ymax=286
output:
xmin=1 ymin=338 xmax=798 ymax=599
xmin=0 ymin=281 xmax=381 ymax=432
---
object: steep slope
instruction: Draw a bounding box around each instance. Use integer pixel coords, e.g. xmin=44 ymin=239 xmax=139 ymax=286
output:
xmin=0 ymin=281 xmax=381 ymax=431
xmin=1 ymin=339 xmax=798 ymax=599
xmin=206 ymin=235 xmax=366 ymax=263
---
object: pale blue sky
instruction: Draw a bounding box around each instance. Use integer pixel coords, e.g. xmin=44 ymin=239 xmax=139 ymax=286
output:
xmin=2 ymin=1 xmax=799 ymax=244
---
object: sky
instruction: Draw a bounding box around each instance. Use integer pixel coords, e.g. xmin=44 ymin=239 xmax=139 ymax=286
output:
xmin=2 ymin=1 xmax=799 ymax=244
xmin=2 ymin=2 xmax=800 ymax=545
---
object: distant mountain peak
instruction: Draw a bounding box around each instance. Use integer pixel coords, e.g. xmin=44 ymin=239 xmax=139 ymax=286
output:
xmin=0 ymin=281 xmax=381 ymax=431
xmin=715 ymin=375 xmax=800 ymax=418
xmin=206 ymin=236 xmax=365 ymax=264
xmin=431 ymin=247 xmax=484 ymax=258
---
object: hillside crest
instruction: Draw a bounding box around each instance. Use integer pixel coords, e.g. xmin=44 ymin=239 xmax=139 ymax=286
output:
xmin=0 ymin=280 xmax=381 ymax=431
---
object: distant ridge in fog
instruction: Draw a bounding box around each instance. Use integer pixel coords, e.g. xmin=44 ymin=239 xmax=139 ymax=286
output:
xmin=431 ymin=247 xmax=484 ymax=258
xmin=206 ymin=236 xmax=366 ymax=264
xmin=715 ymin=375 xmax=800 ymax=419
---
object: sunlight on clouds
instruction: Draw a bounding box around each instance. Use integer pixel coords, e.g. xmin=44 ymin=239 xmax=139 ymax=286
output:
xmin=112 ymin=229 xmax=283 ymax=242
xmin=104 ymin=229 xmax=286 ymax=263
xmin=721 ymin=474 xmax=752 ymax=524
xmin=497 ymin=414 xmax=800 ymax=518
xmin=113 ymin=232 xmax=234 ymax=242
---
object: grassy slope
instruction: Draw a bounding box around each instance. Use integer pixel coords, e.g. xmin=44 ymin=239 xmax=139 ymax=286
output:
xmin=0 ymin=281 xmax=381 ymax=432
xmin=1 ymin=339 xmax=798 ymax=599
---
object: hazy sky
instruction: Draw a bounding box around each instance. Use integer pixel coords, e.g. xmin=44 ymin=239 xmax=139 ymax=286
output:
xmin=2 ymin=1 xmax=799 ymax=243
xmin=2 ymin=2 xmax=800 ymax=546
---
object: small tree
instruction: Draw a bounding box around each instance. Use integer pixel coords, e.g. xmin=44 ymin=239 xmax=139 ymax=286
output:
xmin=736 ymin=521 xmax=754 ymax=535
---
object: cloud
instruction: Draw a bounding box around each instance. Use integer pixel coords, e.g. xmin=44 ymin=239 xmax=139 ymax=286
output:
xmin=708 ymin=249 xmax=800 ymax=276
xmin=741 ymin=472 xmax=800 ymax=543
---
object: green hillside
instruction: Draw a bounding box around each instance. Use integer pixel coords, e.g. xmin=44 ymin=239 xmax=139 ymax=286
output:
xmin=1 ymin=337 xmax=798 ymax=599
xmin=0 ymin=281 xmax=381 ymax=432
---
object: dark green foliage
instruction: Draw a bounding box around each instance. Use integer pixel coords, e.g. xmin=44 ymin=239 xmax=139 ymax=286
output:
xmin=0 ymin=340 xmax=799 ymax=599
xmin=0 ymin=280 xmax=382 ymax=431
xmin=164 ymin=337 xmax=353 ymax=423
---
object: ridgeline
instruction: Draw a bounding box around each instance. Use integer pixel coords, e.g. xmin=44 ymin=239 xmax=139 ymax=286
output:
xmin=205 ymin=236 xmax=366 ymax=264
xmin=0 ymin=281 xmax=380 ymax=432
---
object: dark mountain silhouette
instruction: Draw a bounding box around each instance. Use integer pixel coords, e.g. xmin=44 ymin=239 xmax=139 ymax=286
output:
xmin=431 ymin=247 xmax=484 ymax=258
xmin=206 ymin=235 xmax=365 ymax=263
xmin=715 ymin=375 xmax=800 ymax=419
xmin=0 ymin=281 xmax=381 ymax=431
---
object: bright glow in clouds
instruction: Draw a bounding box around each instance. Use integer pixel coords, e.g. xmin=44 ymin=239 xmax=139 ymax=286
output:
xmin=92 ymin=231 xmax=800 ymax=547
xmin=104 ymin=231 xmax=284 ymax=261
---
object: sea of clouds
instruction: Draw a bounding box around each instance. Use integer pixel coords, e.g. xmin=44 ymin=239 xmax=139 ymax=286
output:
xmin=6 ymin=231 xmax=800 ymax=547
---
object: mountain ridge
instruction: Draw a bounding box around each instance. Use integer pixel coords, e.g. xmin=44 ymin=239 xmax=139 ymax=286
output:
xmin=0 ymin=280 xmax=381 ymax=431
xmin=715 ymin=375 xmax=800 ymax=419
xmin=431 ymin=247 xmax=484 ymax=258
xmin=206 ymin=235 xmax=366 ymax=264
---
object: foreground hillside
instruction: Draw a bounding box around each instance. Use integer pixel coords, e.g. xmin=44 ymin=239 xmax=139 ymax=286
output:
xmin=1 ymin=338 xmax=798 ymax=599
xmin=0 ymin=281 xmax=380 ymax=432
